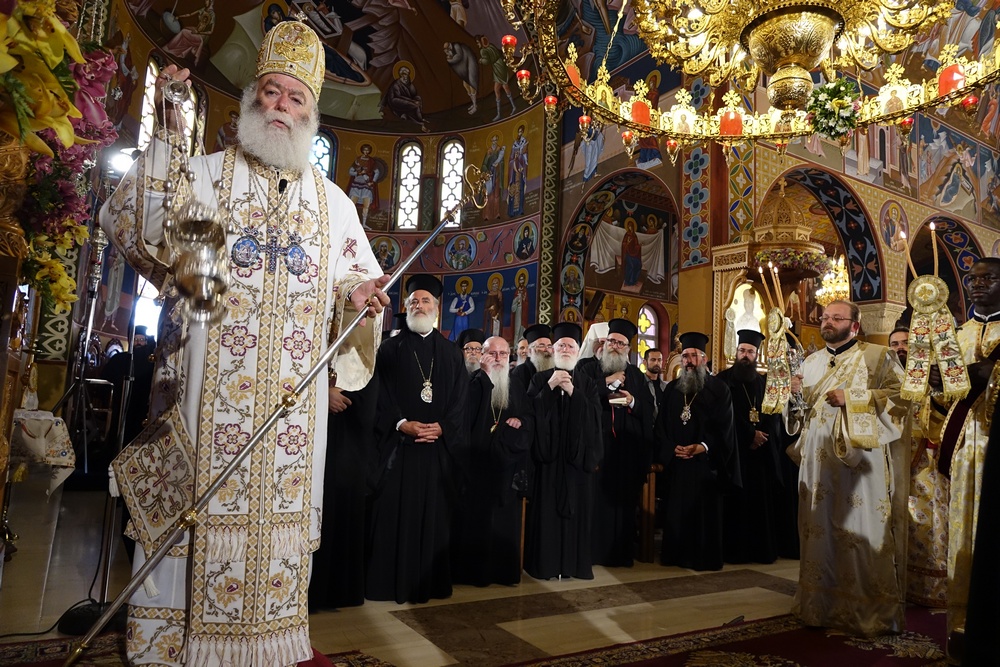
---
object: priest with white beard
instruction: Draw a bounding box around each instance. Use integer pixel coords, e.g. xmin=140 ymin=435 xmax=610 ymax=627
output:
xmin=100 ymin=20 xmax=390 ymax=666
xmin=367 ymin=274 xmax=468 ymax=604
xmin=582 ymin=318 xmax=654 ymax=568
xmin=510 ymin=323 xmax=553 ymax=400
xmin=451 ymin=336 xmax=533 ymax=587
xmin=523 ymin=322 xmax=603 ymax=581
xmin=656 ymin=332 xmax=739 ymax=571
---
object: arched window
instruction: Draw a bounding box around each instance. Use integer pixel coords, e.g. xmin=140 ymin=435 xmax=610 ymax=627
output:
xmin=636 ymin=304 xmax=658 ymax=371
xmin=438 ymin=138 xmax=465 ymax=228
xmin=137 ymin=58 xmax=199 ymax=156
xmin=395 ymin=140 xmax=423 ymax=230
xmin=310 ymin=131 xmax=336 ymax=178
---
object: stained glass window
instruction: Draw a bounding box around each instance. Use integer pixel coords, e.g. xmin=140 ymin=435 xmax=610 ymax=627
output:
xmin=636 ymin=304 xmax=658 ymax=371
xmin=439 ymin=139 xmax=465 ymax=228
xmin=395 ymin=141 xmax=423 ymax=230
xmin=311 ymin=132 xmax=335 ymax=178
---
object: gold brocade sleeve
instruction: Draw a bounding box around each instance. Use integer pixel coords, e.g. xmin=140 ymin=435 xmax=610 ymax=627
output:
xmin=327 ymin=274 xmax=383 ymax=391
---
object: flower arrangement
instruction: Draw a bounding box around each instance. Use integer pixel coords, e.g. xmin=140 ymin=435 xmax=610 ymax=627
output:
xmin=13 ymin=30 xmax=118 ymax=311
xmin=0 ymin=0 xmax=118 ymax=311
xmin=806 ymin=78 xmax=861 ymax=143
xmin=755 ymin=248 xmax=831 ymax=276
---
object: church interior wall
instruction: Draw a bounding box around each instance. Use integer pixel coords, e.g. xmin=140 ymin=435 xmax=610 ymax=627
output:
xmin=83 ymin=0 xmax=548 ymax=355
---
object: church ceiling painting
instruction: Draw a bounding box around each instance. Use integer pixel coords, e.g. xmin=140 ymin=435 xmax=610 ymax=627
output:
xmin=784 ymin=169 xmax=883 ymax=302
xmin=121 ymin=0 xmax=529 ymax=131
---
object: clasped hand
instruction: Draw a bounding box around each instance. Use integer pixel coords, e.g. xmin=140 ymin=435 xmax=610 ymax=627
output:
xmin=400 ymin=420 xmax=443 ymax=443
xmin=548 ymin=370 xmax=574 ymax=395
xmin=674 ymin=443 xmax=705 ymax=459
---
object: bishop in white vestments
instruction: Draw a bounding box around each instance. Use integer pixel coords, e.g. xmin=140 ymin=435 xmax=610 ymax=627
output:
xmin=99 ymin=20 xmax=388 ymax=666
xmin=786 ymin=300 xmax=909 ymax=637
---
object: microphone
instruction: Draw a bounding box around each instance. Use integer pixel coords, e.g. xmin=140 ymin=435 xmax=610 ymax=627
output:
xmin=278 ymin=178 xmax=288 ymax=194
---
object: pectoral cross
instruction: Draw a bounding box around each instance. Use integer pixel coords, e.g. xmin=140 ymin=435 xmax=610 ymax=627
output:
xmin=263 ymin=226 xmax=289 ymax=274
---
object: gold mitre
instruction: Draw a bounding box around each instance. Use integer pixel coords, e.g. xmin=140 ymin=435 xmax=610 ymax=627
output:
xmin=256 ymin=19 xmax=324 ymax=101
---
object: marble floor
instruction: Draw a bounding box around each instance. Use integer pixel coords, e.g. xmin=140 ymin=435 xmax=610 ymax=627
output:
xmin=0 ymin=474 xmax=800 ymax=666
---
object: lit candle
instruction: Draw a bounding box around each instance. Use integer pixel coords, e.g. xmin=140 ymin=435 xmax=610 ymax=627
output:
xmin=544 ymin=95 xmax=558 ymax=111
xmin=758 ymin=266 xmax=775 ymax=310
xmin=579 ymin=114 xmax=592 ymax=133
xmin=501 ymin=34 xmax=517 ymax=48
xmin=771 ymin=263 xmax=783 ymax=308
xmin=621 ymin=130 xmax=634 ymax=145
xmin=930 ymin=221 xmax=939 ymax=277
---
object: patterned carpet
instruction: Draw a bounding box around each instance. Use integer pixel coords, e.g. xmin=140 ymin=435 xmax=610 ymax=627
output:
xmin=509 ymin=608 xmax=948 ymax=667
xmin=0 ymin=633 xmax=393 ymax=667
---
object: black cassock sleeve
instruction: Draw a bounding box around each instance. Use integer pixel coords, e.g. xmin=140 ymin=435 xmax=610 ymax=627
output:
xmin=528 ymin=369 xmax=603 ymax=472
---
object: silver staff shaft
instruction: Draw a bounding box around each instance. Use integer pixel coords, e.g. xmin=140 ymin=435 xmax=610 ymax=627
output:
xmin=64 ymin=166 xmax=488 ymax=667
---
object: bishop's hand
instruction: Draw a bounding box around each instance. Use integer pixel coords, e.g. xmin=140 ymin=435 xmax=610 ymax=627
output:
xmin=349 ymin=274 xmax=391 ymax=326
xmin=154 ymin=64 xmax=192 ymax=134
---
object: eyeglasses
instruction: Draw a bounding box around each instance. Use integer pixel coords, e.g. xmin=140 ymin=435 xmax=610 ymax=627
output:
xmin=482 ymin=350 xmax=508 ymax=359
xmin=604 ymin=339 xmax=629 ymax=349
xmin=463 ymin=345 xmax=483 ymax=354
xmin=531 ymin=343 xmax=553 ymax=350
xmin=818 ymin=315 xmax=855 ymax=323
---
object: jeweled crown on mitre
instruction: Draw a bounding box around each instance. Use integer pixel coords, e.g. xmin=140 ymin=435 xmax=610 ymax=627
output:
xmin=256 ymin=19 xmax=324 ymax=101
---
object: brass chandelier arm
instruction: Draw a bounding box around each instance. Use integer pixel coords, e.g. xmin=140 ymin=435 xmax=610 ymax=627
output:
xmin=62 ymin=166 xmax=489 ymax=667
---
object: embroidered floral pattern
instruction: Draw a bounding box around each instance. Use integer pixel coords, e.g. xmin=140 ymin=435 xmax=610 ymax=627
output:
xmin=214 ymin=423 xmax=250 ymax=456
xmin=296 ymin=261 xmax=319 ymax=284
xmin=225 ymin=375 xmax=254 ymax=404
xmin=277 ymin=425 xmax=306 ymax=456
xmin=282 ymin=330 xmax=313 ymax=361
xmin=213 ymin=575 xmax=243 ymax=607
xmin=226 ymin=292 xmax=253 ymax=320
xmin=270 ymin=571 xmax=293 ymax=602
xmin=281 ymin=472 xmax=304 ymax=500
xmin=123 ymin=437 xmax=193 ymax=529
xmin=221 ymin=325 xmax=258 ymax=357
xmin=153 ymin=628 xmax=184 ymax=662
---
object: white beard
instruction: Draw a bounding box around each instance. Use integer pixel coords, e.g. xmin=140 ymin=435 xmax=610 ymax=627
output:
xmin=530 ymin=350 xmax=554 ymax=372
xmin=600 ymin=347 xmax=628 ymax=374
xmin=488 ymin=366 xmax=510 ymax=411
xmin=237 ymin=85 xmax=318 ymax=174
xmin=406 ymin=311 xmax=435 ymax=335
xmin=555 ymin=352 xmax=579 ymax=371
xmin=676 ymin=364 xmax=707 ymax=395
xmin=465 ymin=359 xmax=479 ymax=375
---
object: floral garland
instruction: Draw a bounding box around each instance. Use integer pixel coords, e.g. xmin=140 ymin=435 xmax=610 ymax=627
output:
xmin=755 ymin=248 xmax=831 ymax=275
xmin=806 ymin=78 xmax=860 ymax=142
xmin=17 ymin=46 xmax=117 ymax=312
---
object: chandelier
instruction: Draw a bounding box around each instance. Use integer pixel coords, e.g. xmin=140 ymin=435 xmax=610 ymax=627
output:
xmin=815 ymin=256 xmax=850 ymax=306
xmin=499 ymin=0 xmax=1000 ymax=157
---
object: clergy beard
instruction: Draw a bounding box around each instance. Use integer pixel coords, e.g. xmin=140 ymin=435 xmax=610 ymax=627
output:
xmin=530 ymin=349 xmax=554 ymax=372
xmin=731 ymin=358 xmax=758 ymax=383
xmin=676 ymin=364 xmax=707 ymax=395
xmin=406 ymin=311 xmax=435 ymax=334
xmin=488 ymin=366 xmax=510 ymax=411
xmin=237 ymin=84 xmax=318 ymax=174
xmin=600 ymin=347 xmax=628 ymax=374
xmin=555 ymin=352 xmax=579 ymax=371
xmin=465 ymin=359 xmax=479 ymax=375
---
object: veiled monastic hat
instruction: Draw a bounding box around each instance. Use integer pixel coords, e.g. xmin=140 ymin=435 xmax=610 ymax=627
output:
xmin=679 ymin=331 xmax=709 ymax=353
xmin=552 ymin=322 xmax=583 ymax=345
xmin=608 ymin=318 xmax=638 ymax=341
xmin=737 ymin=329 xmax=765 ymax=349
xmin=405 ymin=274 xmax=443 ymax=299
xmin=524 ymin=323 xmax=552 ymax=344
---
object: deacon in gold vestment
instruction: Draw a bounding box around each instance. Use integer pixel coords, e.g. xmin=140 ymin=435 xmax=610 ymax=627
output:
xmin=787 ymin=300 xmax=909 ymax=637
xmin=99 ymin=21 xmax=389 ymax=667
xmin=927 ymin=258 xmax=1000 ymax=646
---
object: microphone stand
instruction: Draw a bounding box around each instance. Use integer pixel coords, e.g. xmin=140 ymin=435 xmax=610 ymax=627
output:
xmin=63 ymin=165 xmax=488 ymax=666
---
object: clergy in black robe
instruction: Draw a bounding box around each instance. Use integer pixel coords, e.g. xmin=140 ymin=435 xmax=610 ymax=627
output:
xmin=524 ymin=322 xmax=603 ymax=580
xmin=657 ymin=331 xmax=740 ymax=571
xmin=718 ymin=329 xmax=784 ymax=565
xmin=366 ymin=275 xmax=468 ymax=604
xmin=457 ymin=328 xmax=486 ymax=375
xmin=452 ymin=336 xmax=533 ymax=586
xmin=581 ymin=318 xmax=654 ymax=567
xmin=309 ymin=375 xmax=378 ymax=610
xmin=510 ymin=323 xmax=553 ymax=401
